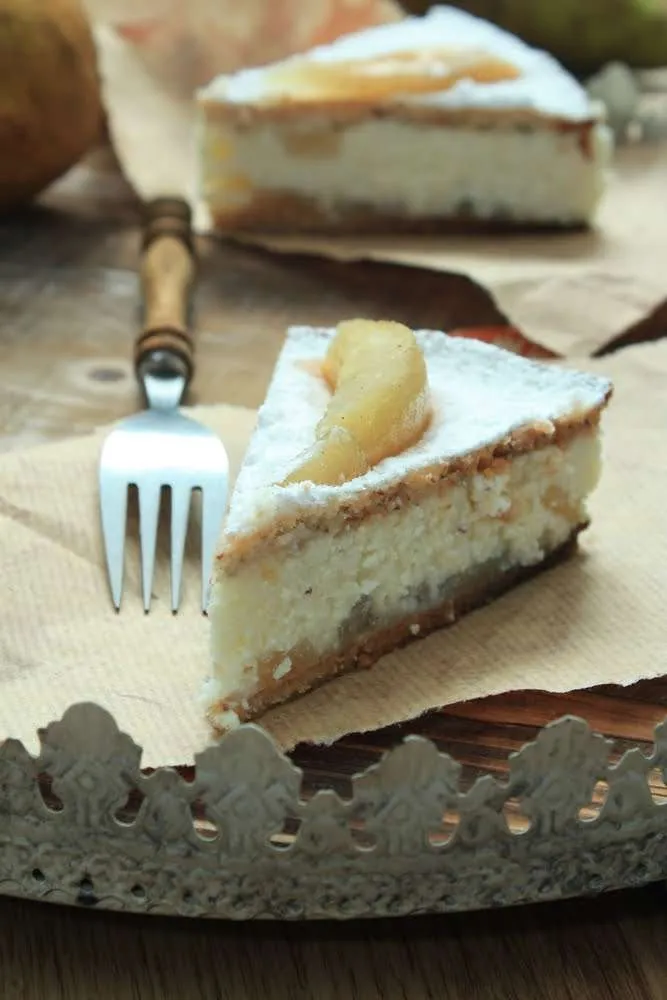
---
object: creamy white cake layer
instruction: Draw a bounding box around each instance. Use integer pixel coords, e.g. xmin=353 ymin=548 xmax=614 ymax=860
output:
xmin=199 ymin=6 xmax=599 ymax=122
xmin=201 ymin=117 xmax=610 ymax=225
xmin=207 ymin=431 xmax=601 ymax=722
xmin=221 ymin=327 xmax=611 ymax=542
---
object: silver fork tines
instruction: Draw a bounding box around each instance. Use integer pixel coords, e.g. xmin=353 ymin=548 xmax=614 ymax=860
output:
xmin=100 ymin=373 xmax=229 ymax=613
xmin=98 ymin=196 xmax=229 ymax=613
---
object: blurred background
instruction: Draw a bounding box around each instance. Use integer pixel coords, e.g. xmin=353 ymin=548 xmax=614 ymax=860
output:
xmin=3 ymin=0 xmax=667 ymax=218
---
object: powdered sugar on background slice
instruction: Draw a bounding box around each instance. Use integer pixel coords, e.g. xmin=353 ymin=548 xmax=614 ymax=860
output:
xmin=200 ymin=6 xmax=600 ymax=123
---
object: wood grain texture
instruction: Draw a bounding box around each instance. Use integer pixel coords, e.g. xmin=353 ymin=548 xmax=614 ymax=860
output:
xmin=1 ymin=887 xmax=667 ymax=1000
xmin=136 ymin=197 xmax=197 ymax=378
xmin=292 ymin=680 xmax=667 ymax=804
xmin=1 ymin=159 xmax=667 ymax=999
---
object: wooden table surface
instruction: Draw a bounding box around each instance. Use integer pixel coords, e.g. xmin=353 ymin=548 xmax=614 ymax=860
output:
xmin=2 ymin=160 xmax=667 ymax=1000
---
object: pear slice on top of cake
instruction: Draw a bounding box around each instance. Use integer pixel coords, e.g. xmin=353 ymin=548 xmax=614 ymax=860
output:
xmin=205 ymin=321 xmax=612 ymax=732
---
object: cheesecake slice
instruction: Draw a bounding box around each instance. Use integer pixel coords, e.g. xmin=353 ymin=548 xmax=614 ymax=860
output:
xmin=196 ymin=6 xmax=611 ymax=233
xmin=205 ymin=323 xmax=612 ymax=732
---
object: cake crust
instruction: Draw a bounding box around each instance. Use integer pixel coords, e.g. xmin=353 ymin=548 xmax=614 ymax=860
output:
xmin=214 ymin=190 xmax=591 ymax=236
xmin=207 ymin=528 xmax=583 ymax=732
xmin=201 ymin=97 xmax=601 ymax=132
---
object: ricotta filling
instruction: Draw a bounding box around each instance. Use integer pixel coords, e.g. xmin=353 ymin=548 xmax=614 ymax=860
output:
xmin=208 ymin=431 xmax=601 ymax=713
xmin=202 ymin=119 xmax=611 ymax=224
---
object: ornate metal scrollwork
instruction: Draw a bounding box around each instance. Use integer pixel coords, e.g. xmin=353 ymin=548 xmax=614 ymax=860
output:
xmin=1 ymin=703 xmax=666 ymax=919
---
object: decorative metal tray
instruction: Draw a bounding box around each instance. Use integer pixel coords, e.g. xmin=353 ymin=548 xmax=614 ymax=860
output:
xmin=2 ymin=700 xmax=666 ymax=919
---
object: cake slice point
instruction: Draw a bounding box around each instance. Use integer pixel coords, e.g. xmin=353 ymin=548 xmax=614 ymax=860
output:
xmin=205 ymin=325 xmax=612 ymax=733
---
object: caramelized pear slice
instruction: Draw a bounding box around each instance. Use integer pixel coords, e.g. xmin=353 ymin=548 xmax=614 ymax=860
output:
xmin=320 ymin=319 xmax=430 ymax=466
xmin=282 ymin=319 xmax=431 ymax=486
xmin=266 ymin=48 xmax=521 ymax=103
xmin=282 ymin=426 xmax=369 ymax=486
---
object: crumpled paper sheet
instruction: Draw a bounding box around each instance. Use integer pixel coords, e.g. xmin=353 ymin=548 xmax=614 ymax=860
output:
xmin=1 ymin=342 xmax=666 ymax=767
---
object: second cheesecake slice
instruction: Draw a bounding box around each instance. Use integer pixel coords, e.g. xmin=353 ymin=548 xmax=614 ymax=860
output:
xmin=197 ymin=6 xmax=611 ymax=233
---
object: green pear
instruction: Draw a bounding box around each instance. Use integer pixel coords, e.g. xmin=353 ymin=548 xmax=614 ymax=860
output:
xmin=0 ymin=0 xmax=103 ymax=212
xmin=402 ymin=0 xmax=667 ymax=74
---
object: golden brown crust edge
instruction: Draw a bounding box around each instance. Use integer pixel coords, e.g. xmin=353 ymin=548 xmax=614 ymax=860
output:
xmin=216 ymin=403 xmax=610 ymax=572
xmin=213 ymin=189 xmax=591 ymax=236
xmin=207 ymin=527 xmax=583 ymax=735
xmin=199 ymin=95 xmax=600 ymax=133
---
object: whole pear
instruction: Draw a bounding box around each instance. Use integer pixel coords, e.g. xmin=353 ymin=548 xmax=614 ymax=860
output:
xmin=402 ymin=0 xmax=667 ymax=74
xmin=0 ymin=0 xmax=103 ymax=212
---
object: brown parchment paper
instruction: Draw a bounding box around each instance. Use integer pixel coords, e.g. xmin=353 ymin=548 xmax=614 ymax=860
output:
xmin=1 ymin=342 xmax=666 ymax=767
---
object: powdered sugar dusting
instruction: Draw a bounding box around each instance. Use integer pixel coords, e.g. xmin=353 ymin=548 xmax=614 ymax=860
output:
xmin=199 ymin=6 xmax=600 ymax=123
xmin=223 ymin=326 xmax=611 ymax=540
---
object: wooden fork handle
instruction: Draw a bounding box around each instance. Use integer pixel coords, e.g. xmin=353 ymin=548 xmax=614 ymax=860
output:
xmin=135 ymin=197 xmax=197 ymax=383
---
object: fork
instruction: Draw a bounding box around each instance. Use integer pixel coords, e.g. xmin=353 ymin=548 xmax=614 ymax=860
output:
xmin=99 ymin=197 xmax=229 ymax=613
